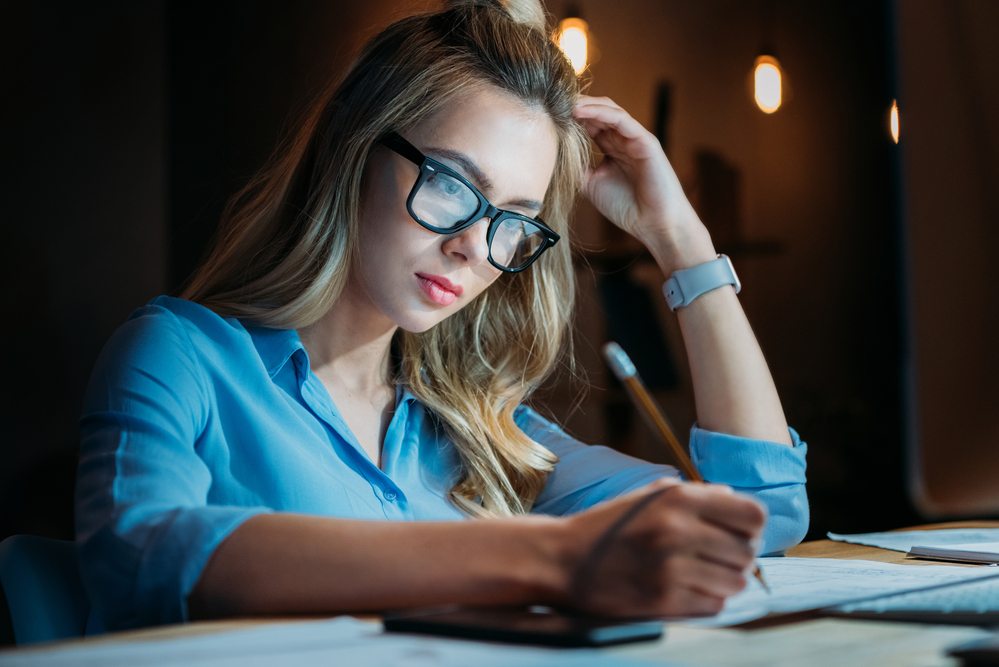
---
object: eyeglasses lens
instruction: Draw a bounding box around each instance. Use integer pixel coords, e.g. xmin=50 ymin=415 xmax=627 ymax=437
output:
xmin=412 ymin=173 xmax=546 ymax=270
xmin=411 ymin=172 xmax=480 ymax=228
xmin=489 ymin=217 xmax=545 ymax=269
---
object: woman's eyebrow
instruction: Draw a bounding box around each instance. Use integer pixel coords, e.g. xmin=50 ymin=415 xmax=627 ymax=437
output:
xmin=427 ymin=146 xmax=494 ymax=191
xmin=427 ymin=146 xmax=543 ymax=212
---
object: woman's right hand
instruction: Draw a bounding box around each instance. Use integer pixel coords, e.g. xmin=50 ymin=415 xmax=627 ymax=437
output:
xmin=557 ymin=478 xmax=766 ymax=617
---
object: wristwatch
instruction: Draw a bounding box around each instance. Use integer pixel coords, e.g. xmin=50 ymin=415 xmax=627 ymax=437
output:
xmin=662 ymin=254 xmax=741 ymax=311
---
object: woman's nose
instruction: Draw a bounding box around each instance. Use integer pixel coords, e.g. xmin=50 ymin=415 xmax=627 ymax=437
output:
xmin=441 ymin=218 xmax=491 ymax=266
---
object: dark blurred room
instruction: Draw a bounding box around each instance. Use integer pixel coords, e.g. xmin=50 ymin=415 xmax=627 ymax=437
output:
xmin=2 ymin=0 xmax=997 ymax=547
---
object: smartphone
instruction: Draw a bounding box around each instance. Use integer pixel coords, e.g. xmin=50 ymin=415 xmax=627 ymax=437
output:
xmin=383 ymin=605 xmax=664 ymax=647
xmin=949 ymin=633 xmax=999 ymax=665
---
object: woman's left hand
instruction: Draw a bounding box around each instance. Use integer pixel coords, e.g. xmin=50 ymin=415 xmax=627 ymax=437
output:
xmin=574 ymin=95 xmax=715 ymax=273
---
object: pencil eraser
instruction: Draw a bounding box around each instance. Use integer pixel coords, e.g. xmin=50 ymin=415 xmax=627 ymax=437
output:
xmin=602 ymin=342 xmax=637 ymax=380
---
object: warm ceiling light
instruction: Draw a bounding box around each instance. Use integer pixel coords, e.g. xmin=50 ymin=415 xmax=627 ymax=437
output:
xmin=557 ymin=17 xmax=589 ymax=75
xmin=753 ymin=55 xmax=783 ymax=114
xmin=890 ymin=100 xmax=900 ymax=143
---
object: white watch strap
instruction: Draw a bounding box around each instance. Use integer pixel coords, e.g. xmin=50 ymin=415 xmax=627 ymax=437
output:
xmin=662 ymin=254 xmax=741 ymax=311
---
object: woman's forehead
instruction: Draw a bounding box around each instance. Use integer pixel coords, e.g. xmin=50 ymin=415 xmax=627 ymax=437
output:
xmin=408 ymin=88 xmax=559 ymax=206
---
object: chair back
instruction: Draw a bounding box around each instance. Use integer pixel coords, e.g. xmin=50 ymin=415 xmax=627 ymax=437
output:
xmin=0 ymin=535 xmax=90 ymax=645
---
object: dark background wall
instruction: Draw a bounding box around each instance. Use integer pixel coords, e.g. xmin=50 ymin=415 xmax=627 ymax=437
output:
xmin=3 ymin=0 xmax=977 ymax=545
xmin=0 ymin=2 xmax=166 ymax=540
xmin=899 ymin=1 xmax=999 ymax=517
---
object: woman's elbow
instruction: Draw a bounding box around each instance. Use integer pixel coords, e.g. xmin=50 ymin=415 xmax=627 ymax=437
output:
xmin=760 ymin=489 xmax=810 ymax=556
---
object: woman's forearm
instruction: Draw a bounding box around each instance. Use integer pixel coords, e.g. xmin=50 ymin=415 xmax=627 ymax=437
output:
xmin=678 ymin=286 xmax=792 ymax=445
xmin=188 ymin=481 xmax=764 ymax=620
xmin=645 ymin=228 xmax=792 ymax=446
xmin=570 ymin=97 xmax=791 ymax=446
xmin=187 ymin=512 xmax=567 ymax=619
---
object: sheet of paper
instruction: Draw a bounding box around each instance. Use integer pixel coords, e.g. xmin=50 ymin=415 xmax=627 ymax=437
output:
xmin=0 ymin=617 xmax=663 ymax=667
xmin=679 ymin=557 xmax=999 ymax=627
xmin=828 ymin=529 xmax=999 ymax=553
xmin=834 ymin=571 xmax=999 ymax=613
xmin=611 ymin=618 xmax=992 ymax=667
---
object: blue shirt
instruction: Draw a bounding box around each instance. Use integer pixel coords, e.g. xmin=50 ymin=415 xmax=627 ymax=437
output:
xmin=75 ymin=296 xmax=808 ymax=630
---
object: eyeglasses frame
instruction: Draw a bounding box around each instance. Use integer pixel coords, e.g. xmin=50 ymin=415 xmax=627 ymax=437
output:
xmin=380 ymin=131 xmax=560 ymax=273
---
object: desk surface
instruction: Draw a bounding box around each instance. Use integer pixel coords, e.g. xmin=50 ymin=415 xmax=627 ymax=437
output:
xmin=785 ymin=520 xmax=999 ymax=566
xmin=5 ymin=521 xmax=999 ymax=666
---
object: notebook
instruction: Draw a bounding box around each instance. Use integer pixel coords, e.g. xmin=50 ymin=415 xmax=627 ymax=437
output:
xmin=826 ymin=571 xmax=999 ymax=626
xmin=907 ymin=542 xmax=999 ymax=565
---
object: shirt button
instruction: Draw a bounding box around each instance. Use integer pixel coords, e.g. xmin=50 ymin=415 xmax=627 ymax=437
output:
xmin=384 ymin=491 xmax=397 ymax=501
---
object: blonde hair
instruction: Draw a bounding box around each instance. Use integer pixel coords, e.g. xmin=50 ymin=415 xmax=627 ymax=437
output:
xmin=182 ymin=0 xmax=589 ymax=516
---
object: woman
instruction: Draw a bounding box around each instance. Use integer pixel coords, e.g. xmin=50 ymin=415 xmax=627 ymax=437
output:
xmin=75 ymin=0 xmax=808 ymax=631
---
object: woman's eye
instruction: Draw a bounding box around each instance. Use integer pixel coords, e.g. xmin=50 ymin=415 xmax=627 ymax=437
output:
xmin=428 ymin=174 xmax=465 ymax=198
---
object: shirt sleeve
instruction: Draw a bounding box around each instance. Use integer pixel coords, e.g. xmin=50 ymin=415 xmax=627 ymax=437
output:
xmin=689 ymin=425 xmax=809 ymax=555
xmin=75 ymin=304 xmax=272 ymax=631
xmin=518 ymin=406 xmax=808 ymax=555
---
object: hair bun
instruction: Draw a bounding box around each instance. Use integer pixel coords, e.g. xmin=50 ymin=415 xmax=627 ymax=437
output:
xmin=445 ymin=0 xmax=547 ymax=32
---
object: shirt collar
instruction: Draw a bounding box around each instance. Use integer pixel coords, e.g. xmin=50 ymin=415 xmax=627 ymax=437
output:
xmin=242 ymin=322 xmax=306 ymax=379
xmin=244 ymin=321 xmax=421 ymax=407
xmin=397 ymin=382 xmax=418 ymax=407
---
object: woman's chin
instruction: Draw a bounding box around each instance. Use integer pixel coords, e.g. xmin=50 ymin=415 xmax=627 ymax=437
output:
xmin=394 ymin=311 xmax=450 ymax=334
xmin=386 ymin=294 xmax=466 ymax=333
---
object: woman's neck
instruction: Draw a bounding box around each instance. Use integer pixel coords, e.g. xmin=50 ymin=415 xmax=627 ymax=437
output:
xmin=298 ymin=293 xmax=400 ymax=467
xmin=297 ymin=293 xmax=398 ymax=397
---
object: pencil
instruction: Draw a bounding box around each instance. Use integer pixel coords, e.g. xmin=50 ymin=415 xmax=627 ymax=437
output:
xmin=602 ymin=341 xmax=770 ymax=593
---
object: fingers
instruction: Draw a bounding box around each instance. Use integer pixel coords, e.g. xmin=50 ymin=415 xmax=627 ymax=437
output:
xmin=689 ymin=520 xmax=758 ymax=571
xmin=575 ymin=95 xmax=657 ymax=147
xmin=617 ymin=480 xmax=765 ymax=558
xmin=575 ymin=552 xmax=745 ymax=618
xmin=571 ymin=94 xmax=697 ymax=238
xmin=638 ymin=558 xmax=745 ymax=618
xmin=575 ymin=103 xmax=650 ymax=142
xmin=565 ymin=479 xmax=766 ymax=618
xmin=664 ymin=556 xmax=748 ymax=602
xmin=577 ymin=94 xmax=623 ymax=110
xmin=659 ymin=589 xmax=727 ymax=618
xmin=661 ymin=483 xmax=767 ymax=539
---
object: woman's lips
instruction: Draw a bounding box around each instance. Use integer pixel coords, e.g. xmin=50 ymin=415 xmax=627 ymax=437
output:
xmin=416 ymin=273 xmax=462 ymax=306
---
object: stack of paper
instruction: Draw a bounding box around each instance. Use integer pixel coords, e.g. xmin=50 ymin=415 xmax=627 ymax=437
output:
xmin=908 ymin=543 xmax=999 ymax=564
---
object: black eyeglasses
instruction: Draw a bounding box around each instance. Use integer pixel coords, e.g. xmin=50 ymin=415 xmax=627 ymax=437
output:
xmin=380 ymin=131 xmax=560 ymax=273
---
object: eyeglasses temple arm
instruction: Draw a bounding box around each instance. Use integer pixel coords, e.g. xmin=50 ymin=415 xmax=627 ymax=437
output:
xmin=381 ymin=132 xmax=426 ymax=168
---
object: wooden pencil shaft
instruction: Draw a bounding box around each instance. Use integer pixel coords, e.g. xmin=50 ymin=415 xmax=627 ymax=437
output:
xmin=614 ymin=357 xmax=770 ymax=591
xmin=623 ymin=376 xmax=702 ymax=482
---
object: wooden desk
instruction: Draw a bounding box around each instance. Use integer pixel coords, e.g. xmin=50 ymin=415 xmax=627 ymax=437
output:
xmin=4 ymin=522 xmax=999 ymax=666
xmin=787 ymin=520 xmax=999 ymax=566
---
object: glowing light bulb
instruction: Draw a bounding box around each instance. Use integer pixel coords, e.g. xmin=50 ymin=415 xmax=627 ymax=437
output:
xmin=557 ymin=18 xmax=589 ymax=75
xmin=890 ymin=100 xmax=900 ymax=143
xmin=753 ymin=55 xmax=783 ymax=114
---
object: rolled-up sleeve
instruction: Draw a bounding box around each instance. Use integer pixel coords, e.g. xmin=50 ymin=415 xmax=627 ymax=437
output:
xmin=519 ymin=407 xmax=808 ymax=555
xmin=689 ymin=425 xmax=809 ymax=555
xmin=75 ymin=306 xmax=271 ymax=630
